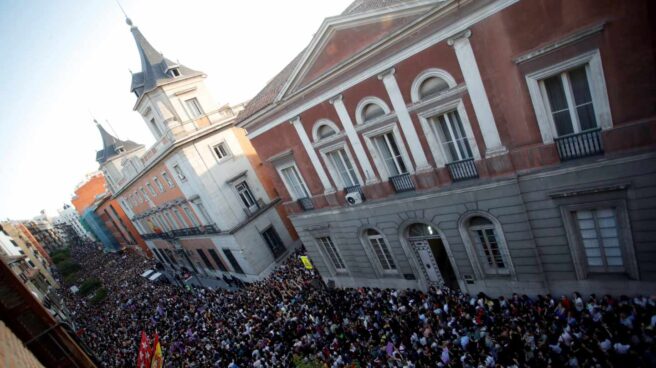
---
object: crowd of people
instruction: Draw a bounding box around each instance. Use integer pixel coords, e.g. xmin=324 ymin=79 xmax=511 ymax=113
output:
xmin=57 ymin=243 xmax=656 ymax=367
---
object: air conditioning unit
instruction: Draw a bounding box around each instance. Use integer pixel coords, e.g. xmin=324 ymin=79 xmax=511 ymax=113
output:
xmin=345 ymin=191 xmax=364 ymax=206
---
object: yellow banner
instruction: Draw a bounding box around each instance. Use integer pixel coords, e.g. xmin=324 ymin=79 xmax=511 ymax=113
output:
xmin=300 ymin=256 xmax=313 ymax=270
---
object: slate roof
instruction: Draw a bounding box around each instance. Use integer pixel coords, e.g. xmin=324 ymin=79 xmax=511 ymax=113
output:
xmin=236 ymin=0 xmax=409 ymax=124
xmin=129 ymin=24 xmax=204 ymax=96
xmin=95 ymin=122 xmax=142 ymax=164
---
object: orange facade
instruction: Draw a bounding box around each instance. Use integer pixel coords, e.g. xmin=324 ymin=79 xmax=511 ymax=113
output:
xmin=71 ymin=173 xmax=106 ymax=215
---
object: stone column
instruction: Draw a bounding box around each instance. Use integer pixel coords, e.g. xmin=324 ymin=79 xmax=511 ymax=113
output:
xmin=378 ymin=68 xmax=432 ymax=172
xmin=448 ymin=30 xmax=506 ymax=157
xmin=329 ymin=94 xmax=378 ymax=184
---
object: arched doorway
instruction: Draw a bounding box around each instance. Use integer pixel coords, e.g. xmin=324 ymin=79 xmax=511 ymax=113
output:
xmin=406 ymin=223 xmax=459 ymax=290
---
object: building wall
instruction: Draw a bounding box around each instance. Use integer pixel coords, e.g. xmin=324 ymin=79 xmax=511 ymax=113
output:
xmin=71 ymin=173 xmax=106 ymax=215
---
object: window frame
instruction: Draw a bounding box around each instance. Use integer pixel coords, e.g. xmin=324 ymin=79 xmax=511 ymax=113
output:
xmin=560 ymin=200 xmax=637 ymax=280
xmin=311 ymin=119 xmax=341 ymax=143
xmin=458 ymin=212 xmax=516 ymax=280
xmin=172 ymin=164 xmax=186 ymax=182
xmin=153 ymin=176 xmax=165 ymax=193
xmin=362 ymin=123 xmax=413 ymax=181
xmin=319 ymin=142 xmax=362 ymax=189
xmin=364 ymin=229 xmax=398 ymax=275
xmin=234 ymin=180 xmax=259 ymax=213
xmin=354 ymin=96 xmax=391 ymax=125
xmin=276 ymin=161 xmax=311 ymax=201
xmin=525 ymin=49 xmax=612 ymax=143
xmin=316 ymin=236 xmax=348 ymax=274
xmin=185 ymin=97 xmax=204 ymax=119
xmin=146 ymin=183 xmax=156 ymax=196
xmin=417 ymin=99 xmax=481 ymax=167
xmin=261 ymin=226 xmax=286 ymax=259
xmin=161 ymin=172 xmax=175 ymax=188
xmin=212 ymin=141 xmax=232 ymax=161
xmin=410 ymin=68 xmax=457 ymax=103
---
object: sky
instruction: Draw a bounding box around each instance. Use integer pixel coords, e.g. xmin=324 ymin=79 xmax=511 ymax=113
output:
xmin=0 ymin=0 xmax=353 ymax=220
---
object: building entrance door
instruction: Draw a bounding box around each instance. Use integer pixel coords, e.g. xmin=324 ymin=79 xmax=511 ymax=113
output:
xmin=407 ymin=223 xmax=460 ymax=290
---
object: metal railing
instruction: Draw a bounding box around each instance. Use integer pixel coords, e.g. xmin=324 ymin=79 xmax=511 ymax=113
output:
xmin=446 ymin=158 xmax=479 ymax=182
xmin=141 ymin=224 xmax=221 ymax=240
xmin=389 ymin=173 xmax=415 ymax=193
xmin=554 ymin=128 xmax=604 ymax=161
xmin=297 ymin=197 xmax=314 ymax=211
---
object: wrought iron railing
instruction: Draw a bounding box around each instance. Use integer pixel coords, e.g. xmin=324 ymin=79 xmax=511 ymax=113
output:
xmin=297 ymin=197 xmax=314 ymax=211
xmin=446 ymin=158 xmax=479 ymax=182
xmin=389 ymin=173 xmax=415 ymax=193
xmin=554 ymin=128 xmax=604 ymax=161
xmin=142 ymin=224 xmax=221 ymax=240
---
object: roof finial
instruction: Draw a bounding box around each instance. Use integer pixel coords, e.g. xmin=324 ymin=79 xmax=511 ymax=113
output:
xmin=114 ymin=0 xmax=133 ymax=27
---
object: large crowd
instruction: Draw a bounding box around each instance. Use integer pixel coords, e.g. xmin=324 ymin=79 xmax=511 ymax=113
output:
xmin=57 ymin=243 xmax=656 ymax=367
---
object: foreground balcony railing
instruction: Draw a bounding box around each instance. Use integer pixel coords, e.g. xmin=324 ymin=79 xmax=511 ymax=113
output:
xmin=554 ymin=128 xmax=603 ymax=161
xmin=446 ymin=158 xmax=479 ymax=182
xmin=389 ymin=173 xmax=415 ymax=193
xmin=344 ymin=184 xmax=365 ymax=198
xmin=297 ymin=197 xmax=314 ymax=211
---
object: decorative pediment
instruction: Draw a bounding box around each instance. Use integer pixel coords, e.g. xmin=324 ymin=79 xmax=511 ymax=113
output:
xmin=277 ymin=1 xmax=435 ymax=101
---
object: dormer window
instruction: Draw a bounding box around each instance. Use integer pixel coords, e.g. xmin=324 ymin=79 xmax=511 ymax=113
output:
xmin=169 ymin=68 xmax=180 ymax=78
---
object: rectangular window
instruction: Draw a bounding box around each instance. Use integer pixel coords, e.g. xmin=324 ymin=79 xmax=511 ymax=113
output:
xmin=212 ymin=142 xmax=230 ymax=160
xmin=182 ymin=206 xmax=200 ymax=227
xmin=473 ymin=228 xmax=505 ymax=271
xmin=153 ymin=177 xmax=164 ymax=193
xmin=431 ymin=110 xmax=473 ymax=163
xmin=172 ymin=164 xmax=186 ymax=181
xmin=192 ymin=200 xmax=212 ymax=225
xmin=262 ymin=227 xmax=286 ymax=259
xmin=373 ymin=132 xmax=407 ymax=176
xmin=327 ymin=149 xmax=358 ymax=188
xmin=146 ymin=183 xmax=156 ymax=196
xmin=235 ymin=181 xmax=258 ymax=211
xmin=280 ymin=165 xmax=309 ymax=200
xmin=541 ymin=66 xmax=597 ymax=137
xmin=162 ymin=172 xmax=175 ymax=188
xmin=185 ymin=98 xmax=204 ymax=118
xmin=164 ymin=211 xmax=178 ymax=230
xmin=317 ymin=236 xmax=346 ymax=271
xmin=207 ymin=248 xmax=228 ymax=272
xmin=223 ymin=249 xmax=244 ymax=274
xmin=196 ymin=249 xmax=215 ymax=270
xmin=173 ymin=208 xmax=186 ymax=229
xmin=367 ymin=233 xmax=396 ymax=271
xmin=140 ymin=188 xmax=148 ymax=202
xmin=575 ymin=208 xmax=623 ymax=272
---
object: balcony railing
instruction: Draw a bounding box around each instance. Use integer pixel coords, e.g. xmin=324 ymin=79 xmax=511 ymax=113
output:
xmin=141 ymin=224 xmax=221 ymax=240
xmin=389 ymin=173 xmax=415 ymax=193
xmin=446 ymin=158 xmax=479 ymax=182
xmin=554 ymin=128 xmax=604 ymax=161
xmin=344 ymin=184 xmax=365 ymax=200
xmin=297 ymin=197 xmax=314 ymax=211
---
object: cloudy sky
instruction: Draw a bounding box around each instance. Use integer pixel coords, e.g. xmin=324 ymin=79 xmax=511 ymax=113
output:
xmin=0 ymin=0 xmax=352 ymax=220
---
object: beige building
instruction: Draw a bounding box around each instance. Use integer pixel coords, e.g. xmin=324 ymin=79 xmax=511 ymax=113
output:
xmin=0 ymin=222 xmax=58 ymax=289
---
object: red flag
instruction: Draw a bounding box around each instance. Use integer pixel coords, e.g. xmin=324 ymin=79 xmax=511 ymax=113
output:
xmin=136 ymin=331 xmax=152 ymax=368
xmin=150 ymin=332 xmax=163 ymax=368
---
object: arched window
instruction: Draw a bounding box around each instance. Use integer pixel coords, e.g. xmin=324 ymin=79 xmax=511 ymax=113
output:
xmin=317 ymin=125 xmax=337 ymax=140
xmin=466 ymin=216 xmax=510 ymax=276
xmin=407 ymin=223 xmax=438 ymax=238
xmin=355 ymin=97 xmax=391 ymax=124
xmin=365 ymin=229 xmax=396 ymax=271
xmin=410 ymin=68 xmax=457 ymax=103
xmin=311 ymin=119 xmax=340 ymax=142
xmin=419 ymin=77 xmax=449 ymax=100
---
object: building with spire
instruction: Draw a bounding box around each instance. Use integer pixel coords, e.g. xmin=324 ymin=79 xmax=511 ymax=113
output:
xmin=96 ymin=19 xmax=297 ymax=284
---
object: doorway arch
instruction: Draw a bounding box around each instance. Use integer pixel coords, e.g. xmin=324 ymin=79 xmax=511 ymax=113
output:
xmin=405 ymin=223 xmax=460 ymax=290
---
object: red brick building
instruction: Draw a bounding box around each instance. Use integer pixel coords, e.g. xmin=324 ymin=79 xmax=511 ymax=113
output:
xmin=237 ymin=0 xmax=656 ymax=295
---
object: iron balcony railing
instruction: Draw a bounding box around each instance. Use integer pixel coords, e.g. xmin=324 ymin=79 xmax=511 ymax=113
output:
xmin=344 ymin=184 xmax=365 ymax=200
xmin=141 ymin=224 xmax=221 ymax=240
xmin=297 ymin=197 xmax=315 ymax=211
xmin=446 ymin=158 xmax=479 ymax=182
xmin=554 ymin=128 xmax=604 ymax=161
xmin=389 ymin=173 xmax=415 ymax=193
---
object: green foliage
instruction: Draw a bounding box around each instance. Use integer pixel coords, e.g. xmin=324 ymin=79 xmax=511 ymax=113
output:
xmin=57 ymin=260 xmax=81 ymax=276
xmin=79 ymin=278 xmax=102 ymax=296
xmin=51 ymin=248 xmax=71 ymax=264
xmin=63 ymin=272 xmax=80 ymax=284
xmin=90 ymin=288 xmax=108 ymax=304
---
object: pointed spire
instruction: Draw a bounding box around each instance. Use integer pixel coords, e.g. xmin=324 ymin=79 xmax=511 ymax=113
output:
xmin=127 ymin=21 xmax=203 ymax=96
xmin=95 ymin=121 xmax=142 ymax=164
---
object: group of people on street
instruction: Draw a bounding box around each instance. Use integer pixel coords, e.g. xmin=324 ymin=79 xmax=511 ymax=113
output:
xmin=57 ymin=243 xmax=656 ymax=367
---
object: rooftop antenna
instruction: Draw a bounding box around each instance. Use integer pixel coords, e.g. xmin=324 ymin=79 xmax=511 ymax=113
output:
xmin=114 ymin=0 xmax=133 ymax=26
xmin=105 ymin=119 xmax=120 ymax=140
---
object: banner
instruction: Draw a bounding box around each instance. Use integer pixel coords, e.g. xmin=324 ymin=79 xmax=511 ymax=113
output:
xmin=300 ymin=256 xmax=313 ymax=270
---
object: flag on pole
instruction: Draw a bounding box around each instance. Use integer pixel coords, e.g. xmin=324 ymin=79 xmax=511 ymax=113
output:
xmin=136 ymin=331 xmax=152 ymax=368
xmin=150 ymin=332 xmax=164 ymax=368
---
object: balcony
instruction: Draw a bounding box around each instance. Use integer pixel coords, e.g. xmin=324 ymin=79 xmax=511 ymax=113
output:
xmin=389 ymin=173 xmax=415 ymax=193
xmin=297 ymin=197 xmax=315 ymax=211
xmin=141 ymin=224 xmax=221 ymax=240
xmin=344 ymin=184 xmax=365 ymax=200
xmin=554 ymin=128 xmax=604 ymax=161
xmin=446 ymin=158 xmax=479 ymax=182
